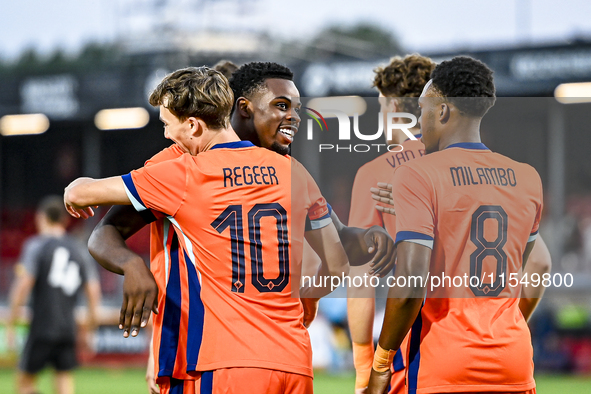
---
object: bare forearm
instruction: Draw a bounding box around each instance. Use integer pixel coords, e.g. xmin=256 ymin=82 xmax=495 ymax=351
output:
xmin=8 ymin=276 xmax=32 ymax=325
xmin=378 ymin=241 xmax=430 ymax=350
xmin=65 ymin=176 xmax=130 ymax=208
xmin=378 ymin=295 xmax=423 ymax=350
xmin=85 ymin=281 xmax=102 ymax=329
xmin=305 ymin=224 xmax=349 ymax=278
xmin=520 ymin=237 xmax=551 ymax=321
xmin=89 ymin=225 xmax=146 ymax=275
xmin=332 ymin=210 xmax=371 ymax=265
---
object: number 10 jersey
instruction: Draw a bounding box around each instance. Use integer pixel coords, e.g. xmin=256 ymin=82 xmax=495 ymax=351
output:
xmin=123 ymin=141 xmax=330 ymax=378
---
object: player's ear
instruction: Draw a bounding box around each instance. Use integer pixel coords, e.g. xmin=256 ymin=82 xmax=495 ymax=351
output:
xmin=236 ymin=97 xmax=251 ymax=119
xmin=439 ymin=103 xmax=450 ymax=124
xmin=192 ymin=119 xmax=206 ymax=137
xmin=187 ymin=117 xmax=201 ymax=137
xmin=388 ymin=98 xmax=398 ymax=113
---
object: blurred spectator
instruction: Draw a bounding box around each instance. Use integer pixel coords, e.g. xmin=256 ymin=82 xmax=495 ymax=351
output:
xmin=7 ymin=195 xmax=101 ymax=394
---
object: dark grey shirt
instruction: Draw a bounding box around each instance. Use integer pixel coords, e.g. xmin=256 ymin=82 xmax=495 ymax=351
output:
xmin=21 ymin=234 xmax=98 ymax=341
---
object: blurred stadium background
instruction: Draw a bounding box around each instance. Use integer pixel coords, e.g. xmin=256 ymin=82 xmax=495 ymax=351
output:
xmin=2 ymin=0 xmax=591 ymax=392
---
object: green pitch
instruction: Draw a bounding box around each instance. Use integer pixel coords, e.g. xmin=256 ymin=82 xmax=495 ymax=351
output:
xmin=0 ymin=368 xmax=590 ymax=393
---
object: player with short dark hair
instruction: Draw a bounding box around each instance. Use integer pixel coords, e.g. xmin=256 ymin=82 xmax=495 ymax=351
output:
xmin=429 ymin=56 xmax=496 ymax=118
xmin=229 ymin=61 xmax=395 ymax=275
xmin=8 ymin=195 xmax=101 ymax=394
xmin=65 ymin=65 xmax=349 ymax=393
xmin=87 ymin=61 xmax=395 ymax=393
xmin=368 ymin=56 xmax=543 ymax=394
xmin=229 ymin=61 xmax=296 ymax=156
xmin=348 ymin=54 xmax=435 ymax=394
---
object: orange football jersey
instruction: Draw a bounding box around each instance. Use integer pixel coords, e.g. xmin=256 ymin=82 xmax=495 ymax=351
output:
xmin=391 ymin=142 xmax=542 ymax=393
xmin=123 ymin=141 xmax=331 ymax=378
xmin=141 ymin=144 xmax=201 ymax=382
xmin=349 ymin=137 xmax=426 ymax=236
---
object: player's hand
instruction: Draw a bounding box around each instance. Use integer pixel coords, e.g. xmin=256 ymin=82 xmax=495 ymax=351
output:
xmin=370 ymin=182 xmax=395 ymax=216
xmin=64 ymin=177 xmax=97 ymax=219
xmin=367 ymin=368 xmax=392 ymax=394
xmin=301 ymin=297 xmax=319 ymax=328
xmin=146 ymin=358 xmax=159 ymax=394
xmin=82 ymin=329 xmax=97 ymax=357
xmin=364 ymin=226 xmax=396 ymax=277
xmin=146 ymin=375 xmax=159 ymax=394
xmin=6 ymin=324 xmax=17 ymax=353
xmin=355 ymin=388 xmax=368 ymax=394
xmin=120 ymin=258 xmax=159 ymax=338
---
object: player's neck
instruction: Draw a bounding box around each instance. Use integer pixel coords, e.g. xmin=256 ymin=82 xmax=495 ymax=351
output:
xmin=39 ymin=224 xmax=66 ymax=237
xmin=199 ymin=126 xmax=242 ymax=153
xmin=387 ymin=127 xmax=421 ymax=145
xmin=439 ymin=117 xmax=482 ymax=150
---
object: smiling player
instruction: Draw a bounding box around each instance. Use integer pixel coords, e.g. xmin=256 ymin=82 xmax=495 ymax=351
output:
xmin=66 ymin=66 xmax=350 ymax=394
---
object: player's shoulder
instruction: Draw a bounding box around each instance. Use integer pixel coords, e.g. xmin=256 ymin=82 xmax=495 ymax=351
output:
xmin=492 ymin=152 xmax=540 ymax=179
xmin=288 ymin=156 xmax=313 ymax=176
xmin=402 ymin=137 xmax=426 ymax=150
xmin=356 ymin=151 xmax=392 ymax=175
xmin=25 ymin=234 xmax=56 ymax=250
xmin=489 ymin=151 xmax=542 ymax=187
xmin=490 ymin=151 xmax=538 ymax=172
xmin=145 ymin=144 xmax=184 ymax=166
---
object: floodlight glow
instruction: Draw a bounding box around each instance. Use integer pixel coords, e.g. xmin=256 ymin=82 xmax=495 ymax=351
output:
xmin=307 ymin=96 xmax=367 ymax=118
xmin=0 ymin=114 xmax=50 ymax=136
xmin=94 ymin=107 xmax=150 ymax=130
xmin=554 ymin=82 xmax=591 ymax=104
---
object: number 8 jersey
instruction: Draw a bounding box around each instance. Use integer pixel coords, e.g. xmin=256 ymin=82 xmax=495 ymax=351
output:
xmin=391 ymin=142 xmax=542 ymax=393
xmin=122 ymin=141 xmax=331 ymax=378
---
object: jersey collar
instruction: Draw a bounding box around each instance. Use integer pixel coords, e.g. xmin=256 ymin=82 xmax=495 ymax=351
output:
xmin=404 ymin=133 xmax=422 ymax=142
xmin=445 ymin=142 xmax=489 ymax=150
xmin=210 ymin=141 xmax=255 ymax=150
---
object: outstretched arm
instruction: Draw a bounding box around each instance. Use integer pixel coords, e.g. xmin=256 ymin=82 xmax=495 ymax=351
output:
xmin=7 ymin=266 xmax=35 ymax=351
xmin=300 ymin=222 xmax=350 ymax=299
xmin=367 ymin=241 xmax=431 ymax=394
xmin=519 ymin=237 xmax=551 ymax=322
xmin=87 ymin=205 xmax=159 ymax=338
xmin=65 ymin=176 xmax=157 ymax=337
xmin=64 ymin=176 xmax=130 ymax=218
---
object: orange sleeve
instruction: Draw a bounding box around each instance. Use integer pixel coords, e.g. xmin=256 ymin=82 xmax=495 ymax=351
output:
xmin=304 ymin=168 xmax=329 ymax=220
xmin=123 ymin=156 xmax=188 ymax=217
xmin=145 ymin=144 xmax=184 ymax=167
xmin=142 ymin=145 xmax=185 ymax=220
xmin=292 ymin=159 xmax=331 ymax=226
xmin=348 ymin=165 xmax=383 ymax=228
xmin=391 ymin=165 xmax=435 ymax=248
xmin=529 ymin=170 xmax=544 ymax=241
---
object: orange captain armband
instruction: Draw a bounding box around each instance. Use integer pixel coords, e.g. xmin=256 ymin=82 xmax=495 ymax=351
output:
xmin=372 ymin=343 xmax=396 ymax=373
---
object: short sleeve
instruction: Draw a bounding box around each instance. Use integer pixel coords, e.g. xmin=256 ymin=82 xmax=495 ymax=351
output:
xmin=19 ymin=237 xmax=45 ymax=277
xmin=528 ymin=171 xmax=544 ymax=243
xmin=391 ymin=165 xmax=435 ymax=249
xmin=145 ymin=144 xmax=184 ymax=167
xmin=348 ymin=164 xmax=383 ymax=229
xmin=291 ymin=159 xmax=331 ymax=231
xmin=141 ymin=145 xmax=185 ymax=222
xmin=123 ymin=156 xmax=189 ymax=217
